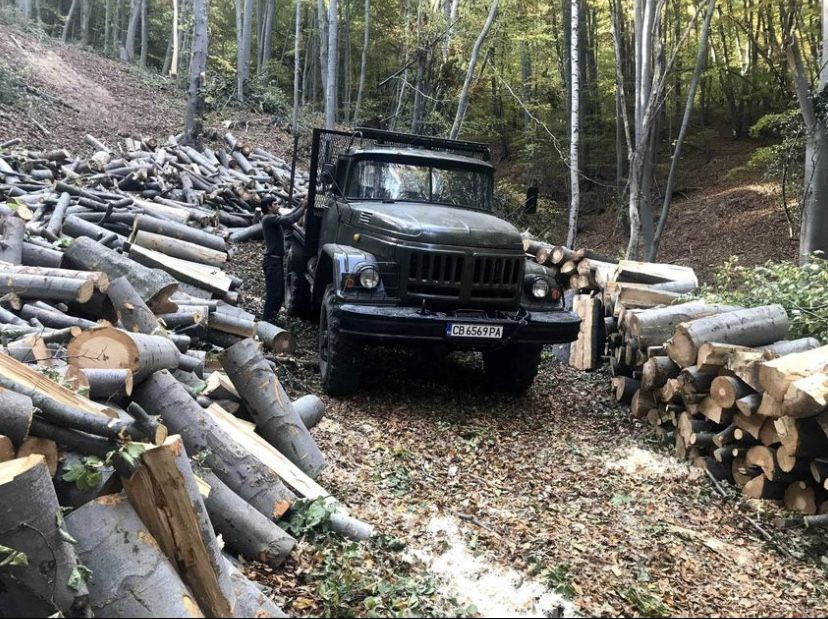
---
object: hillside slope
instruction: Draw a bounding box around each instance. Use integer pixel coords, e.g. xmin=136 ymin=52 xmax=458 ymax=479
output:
xmin=0 ymin=22 xmax=796 ymax=281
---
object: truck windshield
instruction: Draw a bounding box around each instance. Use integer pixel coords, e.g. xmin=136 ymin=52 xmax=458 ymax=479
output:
xmin=346 ymin=160 xmax=492 ymax=210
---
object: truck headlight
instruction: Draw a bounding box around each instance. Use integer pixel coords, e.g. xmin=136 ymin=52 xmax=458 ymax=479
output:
xmin=531 ymin=278 xmax=550 ymax=299
xmin=358 ymin=266 xmax=381 ymax=289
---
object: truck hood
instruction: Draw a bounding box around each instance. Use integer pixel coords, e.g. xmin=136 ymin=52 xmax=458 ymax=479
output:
xmin=348 ymin=201 xmax=522 ymax=250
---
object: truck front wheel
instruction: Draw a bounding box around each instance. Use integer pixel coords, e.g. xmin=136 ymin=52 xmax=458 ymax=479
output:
xmin=483 ymin=343 xmax=543 ymax=393
xmin=319 ymin=285 xmax=363 ymax=397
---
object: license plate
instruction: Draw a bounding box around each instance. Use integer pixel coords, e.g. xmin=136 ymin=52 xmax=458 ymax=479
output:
xmin=445 ymin=323 xmax=504 ymax=339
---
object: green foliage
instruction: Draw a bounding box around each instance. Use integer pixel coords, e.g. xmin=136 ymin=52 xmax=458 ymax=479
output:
xmin=0 ymin=544 xmax=28 ymax=568
xmin=543 ymin=563 xmax=576 ymax=598
xmin=299 ymin=534 xmax=460 ymax=618
xmin=67 ymin=564 xmax=93 ymax=591
xmin=248 ymin=76 xmax=291 ymax=120
xmin=748 ymin=110 xmax=805 ymax=217
xmin=61 ymin=456 xmax=105 ymax=491
xmin=615 ymin=584 xmax=672 ymax=617
xmin=117 ymin=442 xmax=147 ymax=469
xmin=701 ymin=256 xmax=828 ymax=342
xmin=278 ymin=498 xmax=337 ymax=537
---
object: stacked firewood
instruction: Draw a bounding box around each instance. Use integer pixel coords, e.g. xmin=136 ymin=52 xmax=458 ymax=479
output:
xmin=608 ymin=292 xmax=828 ymax=522
xmin=522 ymin=238 xmax=618 ymax=294
xmin=0 ymin=137 xmax=370 ymax=617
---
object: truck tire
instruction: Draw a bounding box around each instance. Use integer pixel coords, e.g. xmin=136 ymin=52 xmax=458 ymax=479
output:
xmin=319 ymin=285 xmax=363 ymax=397
xmin=482 ymin=343 xmax=543 ymax=393
xmin=284 ymin=242 xmax=314 ymax=320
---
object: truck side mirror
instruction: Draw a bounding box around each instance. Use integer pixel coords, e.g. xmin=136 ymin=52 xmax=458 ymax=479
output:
xmin=524 ymin=186 xmax=538 ymax=215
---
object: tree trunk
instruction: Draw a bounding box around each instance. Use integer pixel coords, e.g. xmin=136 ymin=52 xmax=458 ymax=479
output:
xmin=131 ymin=230 xmax=227 ymax=268
xmin=626 ymin=301 xmax=742 ymax=349
xmin=68 ymin=327 xmax=181 ymax=383
xmin=225 ymin=559 xmax=287 ymax=618
xmin=121 ymin=436 xmax=236 ymax=618
xmin=352 ymin=0 xmax=370 ymax=124
xmin=292 ymin=0 xmax=302 ymax=134
xmin=260 ymin=0 xmax=275 ymax=74
xmin=238 ymin=0 xmax=254 ymax=102
xmin=0 ymin=272 xmax=94 ymax=303
xmin=220 ymin=339 xmax=326 ymax=478
xmin=80 ymin=0 xmax=91 ymax=46
xmin=63 ymin=236 xmax=179 ymax=312
xmin=44 ymin=192 xmax=71 ymax=241
xmin=125 ymin=0 xmax=141 ymax=62
xmin=140 ymin=0 xmax=148 ymax=66
xmin=256 ymin=320 xmax=296 ymax=353
xmin=66 ymin=494 xmax=205 ymax=617
xmin=134 ymin=370 xmax=297 ymax=519
xmin=82 ymin=368 xmax=135 ymax=399
xmin=665 ymin=304 xmax=790 ymax=367
xmin=650 ymin=0 xmax=715 ymax=260
xmin=107 ymin=275 xmax=162 ymax=335
xmin=0 ymin=214 xmax=25 ymax=264
xmin=318 ymin=0 xmax=329 ymax=95
xmin=758 ymin=345 xmax=828 ymax=401
xmin=566 ymin=0 xmax=580 ymax=248
xmin=133 ymin=214 xmax=227 ymax=253
xmin=0 ymin=455 xmax=91 ymax=617
xmin=171 ymin=0 xmax=180 ymax=76
xmin=63 ymin=0 xmax=79 ymax=43
xmin=201 ymin=469 xmax=295 ymax=567
xmin=293 ymin=394 xmax=325 ymax=430
xmin=449 ymin=0 xmax=499 ymax=139
xmin=0 ymin=387 xmax=34 ymax=447
xmin=184 ymin=0 xmax=209 ymax=144
xmin=324 ymin=0 xmax=339 ymax=128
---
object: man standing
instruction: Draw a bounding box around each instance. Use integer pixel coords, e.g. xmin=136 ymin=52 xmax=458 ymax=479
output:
xmin=261 ymin=197 xmax=305 ymax=323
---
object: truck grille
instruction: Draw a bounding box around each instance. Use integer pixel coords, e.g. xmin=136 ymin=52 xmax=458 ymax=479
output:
xmin=405 ymin=251 xmax=522 ymax=303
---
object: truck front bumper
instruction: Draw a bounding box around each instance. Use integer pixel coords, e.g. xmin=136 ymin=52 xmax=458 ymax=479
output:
xmin=336 ymin=304 xmax=581 ymax=346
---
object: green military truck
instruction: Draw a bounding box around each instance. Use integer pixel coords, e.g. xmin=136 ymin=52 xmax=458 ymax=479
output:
xmin=284 ymin=128 xmax=580 ymax=396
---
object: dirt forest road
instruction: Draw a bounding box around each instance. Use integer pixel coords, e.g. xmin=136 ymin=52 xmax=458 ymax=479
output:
xmin=229 ymin=243 xmax=827 ymax=618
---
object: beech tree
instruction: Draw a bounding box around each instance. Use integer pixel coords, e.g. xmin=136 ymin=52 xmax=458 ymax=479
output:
xmin=787 ymin=0 xmax=828 ymax=264
xmin=184 ymin=0 xmax=208 ymax=144
xmin=566 ymin=0 xmax=580 ymax=249
xmin=449 ymin=0 xmax=499 ymax=140
xmin=324 ymin=0 xmax=338 ymax=128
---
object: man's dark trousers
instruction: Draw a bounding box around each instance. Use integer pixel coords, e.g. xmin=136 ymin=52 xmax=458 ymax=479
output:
xmin=262 ymin=254 xmax=284 ymax=322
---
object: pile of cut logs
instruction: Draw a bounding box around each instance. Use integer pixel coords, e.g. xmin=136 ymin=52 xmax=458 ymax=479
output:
xmin=0 ymin=136 xmax=370 ymax=617
xmin=522 ymin=239 xmax=620 ymax=294
xmin=607 ymin=274 xmax=828 ymax=523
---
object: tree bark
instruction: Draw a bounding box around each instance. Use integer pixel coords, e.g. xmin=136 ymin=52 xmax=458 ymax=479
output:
xmin=63 ymin=237 xmax=179 ymax=312
xmin=220 ymin=339 xmax=326 ymax=478
xmin=293 ymin=0 xmax=303 ymax=134
xmin=82 ymin=368 xmax=135 ymax=399
xmin=171 ymin=0 xmax=180 ymax=76
xmin=666 ymin=305 xmax=790 ymax=368
xmin=449 ymin=0 xmax=499 ymax=139
xmin=107 ymin=275 xmax=163 ymax=335
xmin=63 ymin=0 xmax=79 ymax=43
xmin=352 ymin=0 xmax=370 ymax=124
xmin=125 ymin=0 xmax=141 ymax=62
xmin=68 ymin=327 xmax=182 ymax=383
xmin=324 ymin=0 xmax=339 ymax=128
xmin=134 ymin=370 xmax=296 ymax=519
xmin=66 ymin=494 xmax=205 ymax=617
xmin=184 ymin=0 xmax=209 ymax=144
xmin=650 ymin=0 xmax=715 ymax=260
xmin=201 ymin=469 xmax=295 ymax=567
xmin=318 ymin=0 xmax=329 ymax=95
xmin=293 ymin=394 xmax=325 ymax=430
xmin=566 ymin=0 xmax=580 ymax=248
xmin=0 ymin=387 xmax=34 ymax=447
xmin=0 ymin=214 xmax=25 ymax=265
xmin=131 ymin=230 xmax=227 ymax=268
xmin=133 ymin=214 xmax=227 ymax=253
xmin=0 ymin=455 xmax=91 ymax=618
xmin=122 ymin=436 xmax=237 ymax=618
xmin=238 ymin=0 xmax=255 ymax=102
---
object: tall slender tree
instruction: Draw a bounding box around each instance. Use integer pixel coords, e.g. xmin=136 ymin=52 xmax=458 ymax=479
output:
xmin=238 ymin=0 xmax=255 ymax=101
xmin=184 ymin=0 xmax=208 ymax=144
xmin=293 ymin=0 xmax=302 ymax=134
xmin=449 ymin=0 xmax=500 ymax=139
xmin=353 ymin=0 xmax=370 ymax=124
xmin=787 ymin=0 xmax=828 ymax=263
xmin=567 ymin=0 xmax=580 ymax=248
xmin=325 ymin=0 xmax=339 ymax=128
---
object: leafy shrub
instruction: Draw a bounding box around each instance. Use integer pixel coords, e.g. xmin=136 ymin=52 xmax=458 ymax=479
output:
xmin=701 ymin=256 xmax=828 ymax=342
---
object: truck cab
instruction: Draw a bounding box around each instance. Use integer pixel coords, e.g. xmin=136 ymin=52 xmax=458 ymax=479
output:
xmin=285 ymin=128 xmax=580 ymax=396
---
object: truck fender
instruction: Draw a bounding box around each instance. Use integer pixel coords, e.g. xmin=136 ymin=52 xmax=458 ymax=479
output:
xmin=315 ymin=244 xmax=379 ymax=301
